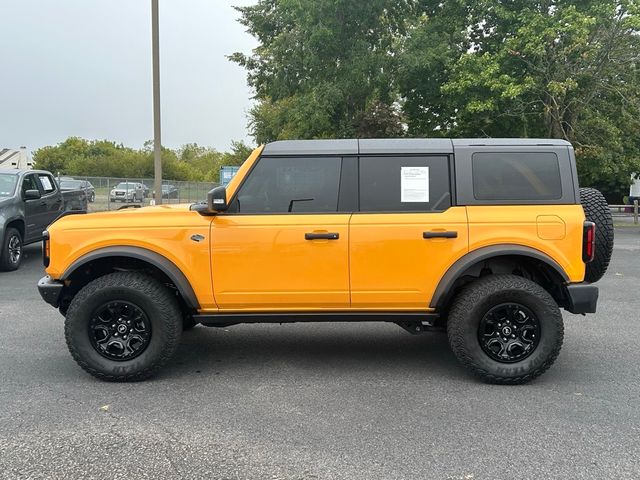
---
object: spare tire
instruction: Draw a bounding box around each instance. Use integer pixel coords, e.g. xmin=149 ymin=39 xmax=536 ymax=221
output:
xmin=580 ymin=187 xmax=614 ymax=283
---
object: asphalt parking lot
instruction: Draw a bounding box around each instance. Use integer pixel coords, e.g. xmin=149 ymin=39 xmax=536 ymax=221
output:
xmin=1 ymin=228 xmax=639 ymax=480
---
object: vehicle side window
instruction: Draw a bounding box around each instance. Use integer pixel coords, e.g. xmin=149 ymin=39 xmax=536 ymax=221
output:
xmin=21 ymin=174 xmax=38 ymax=195
xmin=37 ymin=174 xmax=57 ymax=195
xmin=232 ymin=156 xmax=342 ymax=214
xmin=472 ymin=152 xmax=562 ymax=201
xmin=359 ymin=156 xmax=451 ymax=212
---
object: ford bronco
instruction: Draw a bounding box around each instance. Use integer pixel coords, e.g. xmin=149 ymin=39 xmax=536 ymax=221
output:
xmin=37 ymin=139 xmax=614 ymax=383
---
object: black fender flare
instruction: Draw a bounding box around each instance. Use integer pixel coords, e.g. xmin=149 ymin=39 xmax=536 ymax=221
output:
xmin=430 ymin=244 xmax=570 ymax=310
xmin=61 ymin=246 xmax=200 ymax=310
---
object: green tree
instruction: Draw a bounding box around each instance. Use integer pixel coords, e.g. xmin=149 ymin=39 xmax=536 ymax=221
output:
xmin=230 ymin=0 xmax=409 ymax=142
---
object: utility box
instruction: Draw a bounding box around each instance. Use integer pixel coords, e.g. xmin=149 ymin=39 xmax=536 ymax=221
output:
xmin=220 ymin=166 xmax=240 ymax=186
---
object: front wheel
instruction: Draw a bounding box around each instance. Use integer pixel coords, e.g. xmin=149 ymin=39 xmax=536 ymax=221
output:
xmin=64 ymin=272 xmax=182 ymax=381
xmin=0 ymin=227 xmax=23 ymax=271
xmin=447 ymin=275 xmax=564 ymax=384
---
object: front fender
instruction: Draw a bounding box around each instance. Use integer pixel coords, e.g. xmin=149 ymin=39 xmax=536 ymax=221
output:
xmin=61 ymin=246 xmax=200 ymax=310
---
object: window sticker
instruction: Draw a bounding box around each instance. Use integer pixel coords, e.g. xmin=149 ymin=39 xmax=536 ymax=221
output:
xmin=39 ymin=175 xmax=53 ymax=192
xmin=400 ymin=166 xmax=429 ymax=202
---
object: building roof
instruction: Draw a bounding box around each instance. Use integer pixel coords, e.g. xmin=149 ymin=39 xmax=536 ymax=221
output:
xmin=0 ymin=148 xmax=34 ymax=169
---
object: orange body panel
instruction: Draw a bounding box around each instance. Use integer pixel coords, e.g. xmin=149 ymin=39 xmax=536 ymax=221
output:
xmin=46 ymin=204 xmax=217 ymax=310
xmin=211 ymin=214 xmax=351 ymax=309
xmin=349 ymin=208 xmax=469 ymax=309
xmin=466 ymin=205 xmax=586 ymax=282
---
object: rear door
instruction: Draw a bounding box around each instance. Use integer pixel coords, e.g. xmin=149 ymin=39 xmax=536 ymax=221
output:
xmin=349 ymin=155 xmax=469 ymax=309
xmin=35 ymin=173 xmax=63 ymax=226
xmin=211 ymin=155 xmax=354 ymax=310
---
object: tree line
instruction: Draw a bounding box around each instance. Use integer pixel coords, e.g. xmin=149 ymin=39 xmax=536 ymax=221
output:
xmin=33 ymin=137 xmax=253 ymax=183
xmin=231 ymin=0 xmax=640 ymax=201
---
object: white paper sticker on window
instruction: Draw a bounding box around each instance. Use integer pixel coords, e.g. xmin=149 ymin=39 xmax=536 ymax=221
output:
xmin=39 ymin=175 xmax=53 ymax=191
xmin=401 ymin=166 xmax=429 ymax=203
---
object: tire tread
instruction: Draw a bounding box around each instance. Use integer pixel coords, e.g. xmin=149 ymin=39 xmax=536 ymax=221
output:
xmin=447 ymin=274 xmax=564 ymax=385
xmin=65 ymin=272 xmax=181 ymax=382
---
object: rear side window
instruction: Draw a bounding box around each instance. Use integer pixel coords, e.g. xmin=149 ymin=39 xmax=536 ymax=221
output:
xmin=359 ymin=156 xmax=451 ymax=212
xmin=472 ymin=152 xmax=562 ymax=201
xmin=37 ymin=174 xmax=56 ymax=194
xmin=233 ymin=156 xmax=342 ymax=213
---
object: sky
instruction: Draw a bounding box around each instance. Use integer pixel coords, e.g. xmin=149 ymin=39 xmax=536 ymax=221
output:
xmin=0 ymin=0 xmax=258 ymax=153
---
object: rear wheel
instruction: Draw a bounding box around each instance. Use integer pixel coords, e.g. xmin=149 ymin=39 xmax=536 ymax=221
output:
xmin=0 ymin=227 xmax=23 ymax=272
xmin=580 ymin=187 xmax=614 ymax=283
xmin=65 ymin=272 xmax=182 ymax=381
xmin=447 ymin=275 xmax=563 ymax=384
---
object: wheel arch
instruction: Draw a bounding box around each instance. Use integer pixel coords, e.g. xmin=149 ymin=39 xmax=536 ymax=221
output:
xmin=61 ymin=246 xmax=200 ymax=310
xmin=431 ymin=245 xmax=570 ymax=311
xmin=5 ymin=217 xmax=25 ymax=238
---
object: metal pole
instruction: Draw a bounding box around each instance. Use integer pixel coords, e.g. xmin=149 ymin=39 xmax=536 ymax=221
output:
xmin=152 ymin=0 xmax=162 ymax=205
xmin=634 ymin=200 xmax=638 ymax=225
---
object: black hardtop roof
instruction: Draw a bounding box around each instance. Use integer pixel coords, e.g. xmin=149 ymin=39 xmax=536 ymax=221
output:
xmin=262 ymin=138 xmax=571 ymax=156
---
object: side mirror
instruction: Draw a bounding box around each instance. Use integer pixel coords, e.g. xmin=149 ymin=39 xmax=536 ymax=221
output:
xmin=208 ymin=186 xmax=228 ymax=212
xmin=24 ymin=189 xmax=41 ymax=200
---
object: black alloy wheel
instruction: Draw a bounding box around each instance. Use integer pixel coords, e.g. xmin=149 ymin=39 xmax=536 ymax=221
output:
xmin=89 ymin=301 xmax=152 ymax=361
xmin=478 ymin=303 xmax=540 ymax=363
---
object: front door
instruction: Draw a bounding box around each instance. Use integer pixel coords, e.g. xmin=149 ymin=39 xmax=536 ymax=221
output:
xmin=211 ymin=155 xmax=352 ymax=310
xmin=349 ymin=155 xmax=469 ymax=309
xmin=21 ymin=173 xmax=46 ymax=242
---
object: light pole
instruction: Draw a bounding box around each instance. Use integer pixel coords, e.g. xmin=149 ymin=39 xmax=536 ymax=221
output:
xmin=152 ymin=0 xmax=162 ymax=205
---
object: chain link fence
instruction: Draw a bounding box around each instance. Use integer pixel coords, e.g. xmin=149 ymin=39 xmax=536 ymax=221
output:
xmin=60 ymin=176 xmax=218 ymax=212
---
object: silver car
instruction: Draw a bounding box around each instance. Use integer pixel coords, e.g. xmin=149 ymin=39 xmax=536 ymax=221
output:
xmin=109 ymin=182 xmax=144 ymax=203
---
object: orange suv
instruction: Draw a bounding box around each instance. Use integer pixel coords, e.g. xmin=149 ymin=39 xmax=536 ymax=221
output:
xmin=37 ymin=139 xmax=613 ymax=383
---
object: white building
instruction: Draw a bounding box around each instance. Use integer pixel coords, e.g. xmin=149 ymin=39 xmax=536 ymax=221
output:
xmin=0 ymin=147 xmax=33 ymax=169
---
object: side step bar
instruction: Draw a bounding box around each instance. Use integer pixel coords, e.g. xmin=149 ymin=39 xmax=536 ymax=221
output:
xmin=192 ymin=312 xmax=444 ymax=333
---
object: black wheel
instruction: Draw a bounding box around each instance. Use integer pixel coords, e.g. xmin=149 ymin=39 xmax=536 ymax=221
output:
xmin=0 ymin=227 xmax=23 ymax=272
xmin=580 ymin=187 xmax=614 ymax=283
xmin=447 ymin=275 xmax=564 ymax=384
xmin=65 ymin=272 xmax=182 ymax=381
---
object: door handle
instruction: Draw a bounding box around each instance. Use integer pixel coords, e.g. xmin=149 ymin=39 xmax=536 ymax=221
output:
xmin=423 ymin=231 xmax=458 ymax=239
xmin=39 ymin=201 xmax=47 ymax=206
xmin=305 ymin=232 xmax=340 ymax=240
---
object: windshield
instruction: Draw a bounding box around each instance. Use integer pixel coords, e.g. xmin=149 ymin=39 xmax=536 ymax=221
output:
xmin=114 ymin=183 xmax=135 ymax=189
xmin=60 ymin=180 xmax=83 ymax=189
xmin=0 ymin=173 xmax=18 ymax=197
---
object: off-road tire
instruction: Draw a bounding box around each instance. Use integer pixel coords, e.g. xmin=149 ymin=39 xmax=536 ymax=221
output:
xmin=580 ymin=187 xmax=613 ymax=283
xmin=0 ymin=227 xmax=23 ymax=272
xmin=447 ymin=275 xmax=564 ymax=385
xmin=65 ymin=272 xmax=182 ymax=381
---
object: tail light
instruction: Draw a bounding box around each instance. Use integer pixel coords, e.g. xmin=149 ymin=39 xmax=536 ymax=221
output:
xmin=42 ymin=230 xmax=50 ymax=267
xmin=582 ymin=221 xmax=595 ymax=263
